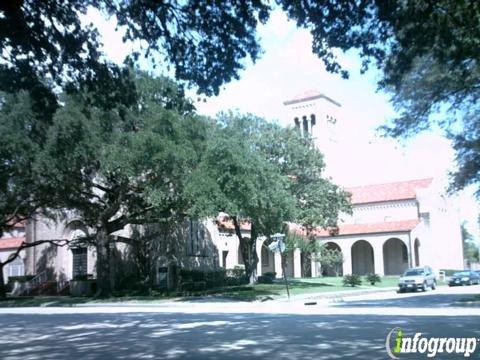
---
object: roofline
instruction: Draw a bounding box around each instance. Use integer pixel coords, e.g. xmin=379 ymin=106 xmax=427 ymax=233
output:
xmin=317 ymin=228 xmax=413 ymax=238
xmin=283 ymin=93 xmax=341 ymax=107
xmin=346 ymin=177 xmax=434 ymax=190
xmin=352 ymin=197 xmax=418 ymax=206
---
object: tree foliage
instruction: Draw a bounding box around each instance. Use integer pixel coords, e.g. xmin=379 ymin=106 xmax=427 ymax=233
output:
xmin=187 ymin=113 xmax=350 ymax=283
xmin=0 ymin=92 xmax=54 ymax=236
xmin=34 ymin=73 xmax=208 ymax=296
xmin=462 ymin=222 xmax=479 ymax=263
xmin=187 ymin=114 xmax=294 ymax=283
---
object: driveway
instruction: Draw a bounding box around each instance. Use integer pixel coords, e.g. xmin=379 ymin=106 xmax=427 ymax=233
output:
xmin=0 ymin=286 xmax=479 ymax=359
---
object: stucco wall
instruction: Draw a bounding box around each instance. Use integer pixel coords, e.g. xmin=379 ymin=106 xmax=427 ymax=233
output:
xmin=342 ymin=200 xmax=418 ymax=224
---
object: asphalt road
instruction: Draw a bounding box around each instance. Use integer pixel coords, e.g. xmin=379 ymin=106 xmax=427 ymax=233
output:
xmin=0 ymin=286 xmax=479 ymax=359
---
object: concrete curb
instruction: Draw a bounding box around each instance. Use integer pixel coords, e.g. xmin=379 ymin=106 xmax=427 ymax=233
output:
xmin=273 ymin=287 xmax=398 ymax=303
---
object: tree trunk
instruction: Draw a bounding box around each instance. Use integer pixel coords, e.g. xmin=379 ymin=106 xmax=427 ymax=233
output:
xmin=0 ymin=263 xmax=6 ymax=299
xmin=95 ymin=227 xmax=112 ymax=298
xmin=248 ymin=222 xmax=259 ymax=284
xmin=233 ymin=217 xmax=259 ymax=284
xmin=238 ymin=236 xmax=258 ymax=284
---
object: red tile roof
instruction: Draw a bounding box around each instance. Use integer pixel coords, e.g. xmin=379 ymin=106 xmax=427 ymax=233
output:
xmin=6 ymin=219 xmax=26 ymax=228
xmin=216 ymin=217 xmax=251 ymax=231
xmin=291 ymin=220 xmax=419 ymax=238
xmin=0 ymin=237 xmax=25 ymax=250
xmin=283 ymin=89 xmax=341 ymax=107
xmin=346 ymin=178 xmax=433 ymax=204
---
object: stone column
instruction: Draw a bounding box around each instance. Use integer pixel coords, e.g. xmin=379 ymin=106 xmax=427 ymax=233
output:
xmin=293 ymin=249 xmax=302 ymax=278
xmin=373 ymin=241 xmax=384 ymax=276
xmin=340 ymin=243 xmax=352 ymax=275
xmin=311 ymin=257 xmax=319 ymax=277
xmin=256 ymin=241 xmax=263 ymax=276
xmin=274 ymin=252 xmax=283 ymax=278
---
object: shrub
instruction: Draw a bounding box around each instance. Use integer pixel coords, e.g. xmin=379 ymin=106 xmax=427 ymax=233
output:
xmin=365 ymin=273 xmax=381 ymax=285
xmin=179 ymin=269 xmax=227 ymax=290
xmin=7 ymin=275 xmax=34 ymax=283
xmin=204 ymin=269 xmax=227 ymax=288
xmin=257 ymin=275 xmax=273 ymax=284
xmin=227 ymin=265 xmax=246 ymax=278
xmin=180 ymin=269 xmax=205 ymax=282
xmin=342 ymin=274 xmax=362 ymax=287
xmin=224 ymin=266 xmax=247 ymax=286
xmin=72 ymin=274 xmax=94 ymax=281
xmin=263 ymin=272 xmax=277 ymax=280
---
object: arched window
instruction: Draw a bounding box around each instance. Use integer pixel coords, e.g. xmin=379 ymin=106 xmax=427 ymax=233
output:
xmin=261 ymin=245 xmax=269 ymax=267
xmin=8 ymin=257 xmax=25 ymax=277
xmin=70 ymin=229 xmax=88 ymax=279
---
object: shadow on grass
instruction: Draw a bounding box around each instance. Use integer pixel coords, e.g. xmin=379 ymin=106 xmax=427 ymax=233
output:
xmin=0 ymin=296 xmax=92 ymax=307
xmin=283 ymin=279 xmax=335 ymax=288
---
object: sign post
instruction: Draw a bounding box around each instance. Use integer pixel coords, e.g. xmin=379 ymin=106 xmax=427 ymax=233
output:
xmin=269 ymin=233 xmax=290 ymax=300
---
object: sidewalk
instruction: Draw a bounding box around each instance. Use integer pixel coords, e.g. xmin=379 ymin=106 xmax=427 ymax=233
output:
xmin=71 ymin=286 xmax=398 ymax=308
xmin=275 ymin=286 xmax=398 ymax=303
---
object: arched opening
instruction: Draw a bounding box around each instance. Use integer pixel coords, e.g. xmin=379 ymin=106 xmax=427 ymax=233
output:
xmin=414 ymin=238 xmax=420 ymax=267
xmin=70 ymin=229 xmax=88 ymax=280
xmin=383 ymin=238 xmax=409 ymax=275
xmin=260 ymin=241 xmax=275 ymax=274
xmin=351 ymin=240 xmax=374 ymax=275
xmin=283 ymin=251 xmax=294 ymax=278
xmin=302 ymin=115 xmax=309 ymax=135
xmin=321 ymin=242 xmax=343 ymax=276
xmin=300 ymin=251 xmax=312 ymax=277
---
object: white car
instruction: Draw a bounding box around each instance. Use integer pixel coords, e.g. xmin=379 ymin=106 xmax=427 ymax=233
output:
xmin=398 ymin=266 xmax=437 ymax=292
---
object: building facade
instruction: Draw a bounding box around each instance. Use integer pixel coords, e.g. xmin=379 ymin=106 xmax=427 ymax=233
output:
xmin=0 ymin=89 xmax=465 ymax=287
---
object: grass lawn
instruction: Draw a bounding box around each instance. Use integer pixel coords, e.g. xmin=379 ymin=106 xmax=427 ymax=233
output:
xmin=208 ymin=276 xmax=400 ymax=301
xmin=0 ymin=276 xmax=409 ymax=306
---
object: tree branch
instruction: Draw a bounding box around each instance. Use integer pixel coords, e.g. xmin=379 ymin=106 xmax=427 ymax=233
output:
xmin=0 ymin=239 xmax=69 ymax=268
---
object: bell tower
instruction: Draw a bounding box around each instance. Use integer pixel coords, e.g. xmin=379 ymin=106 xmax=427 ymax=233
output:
xmin=283 ymin=90 xmax=341 ymax=166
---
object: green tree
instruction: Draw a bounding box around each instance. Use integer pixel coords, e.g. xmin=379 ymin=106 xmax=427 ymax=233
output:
xmin=285 ymin=232 xmax=344 ymax=277
xmin=0 ymin=91 xmax=71 ymax=297
xmin=319 ymin=248 xmax=344 ymax=277
xmin=187 ymin=114 xmax=294 ymax=283
xmin=36 ymin=73 xmax=208 ymax=297
xmin=0 ymin=0 xmax=272 ymax=106
xmin=187 ymin=113 xmax=350 ymax=283
xmin=462 ymin=222 xmax=480 ymax=264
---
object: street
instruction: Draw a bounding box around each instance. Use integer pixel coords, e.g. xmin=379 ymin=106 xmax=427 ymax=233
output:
xmin=0 ymin=286 xmax=479 ymax=359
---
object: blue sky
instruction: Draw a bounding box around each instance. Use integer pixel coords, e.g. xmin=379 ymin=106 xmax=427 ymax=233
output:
xmin=86 ymin=8 xmax=479 ymax=241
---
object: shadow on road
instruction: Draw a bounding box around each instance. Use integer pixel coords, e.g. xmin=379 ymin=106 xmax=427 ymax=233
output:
xmin=0 ymin=311 xmax=478 ymax=359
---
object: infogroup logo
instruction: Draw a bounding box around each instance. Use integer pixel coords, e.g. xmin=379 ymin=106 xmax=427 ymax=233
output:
xmin=385 ymin=327 xmax=479 ymax=359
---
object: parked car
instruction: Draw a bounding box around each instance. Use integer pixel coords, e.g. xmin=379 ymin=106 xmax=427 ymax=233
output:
xmin=448 ymin=271 xmax=480 ymax=286
xmin=398 ymin=266 xmax=436 ymax=292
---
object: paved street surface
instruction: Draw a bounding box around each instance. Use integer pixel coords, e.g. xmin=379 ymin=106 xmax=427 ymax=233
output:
xmin=0 ymin=286 xmax=479 ymax=359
